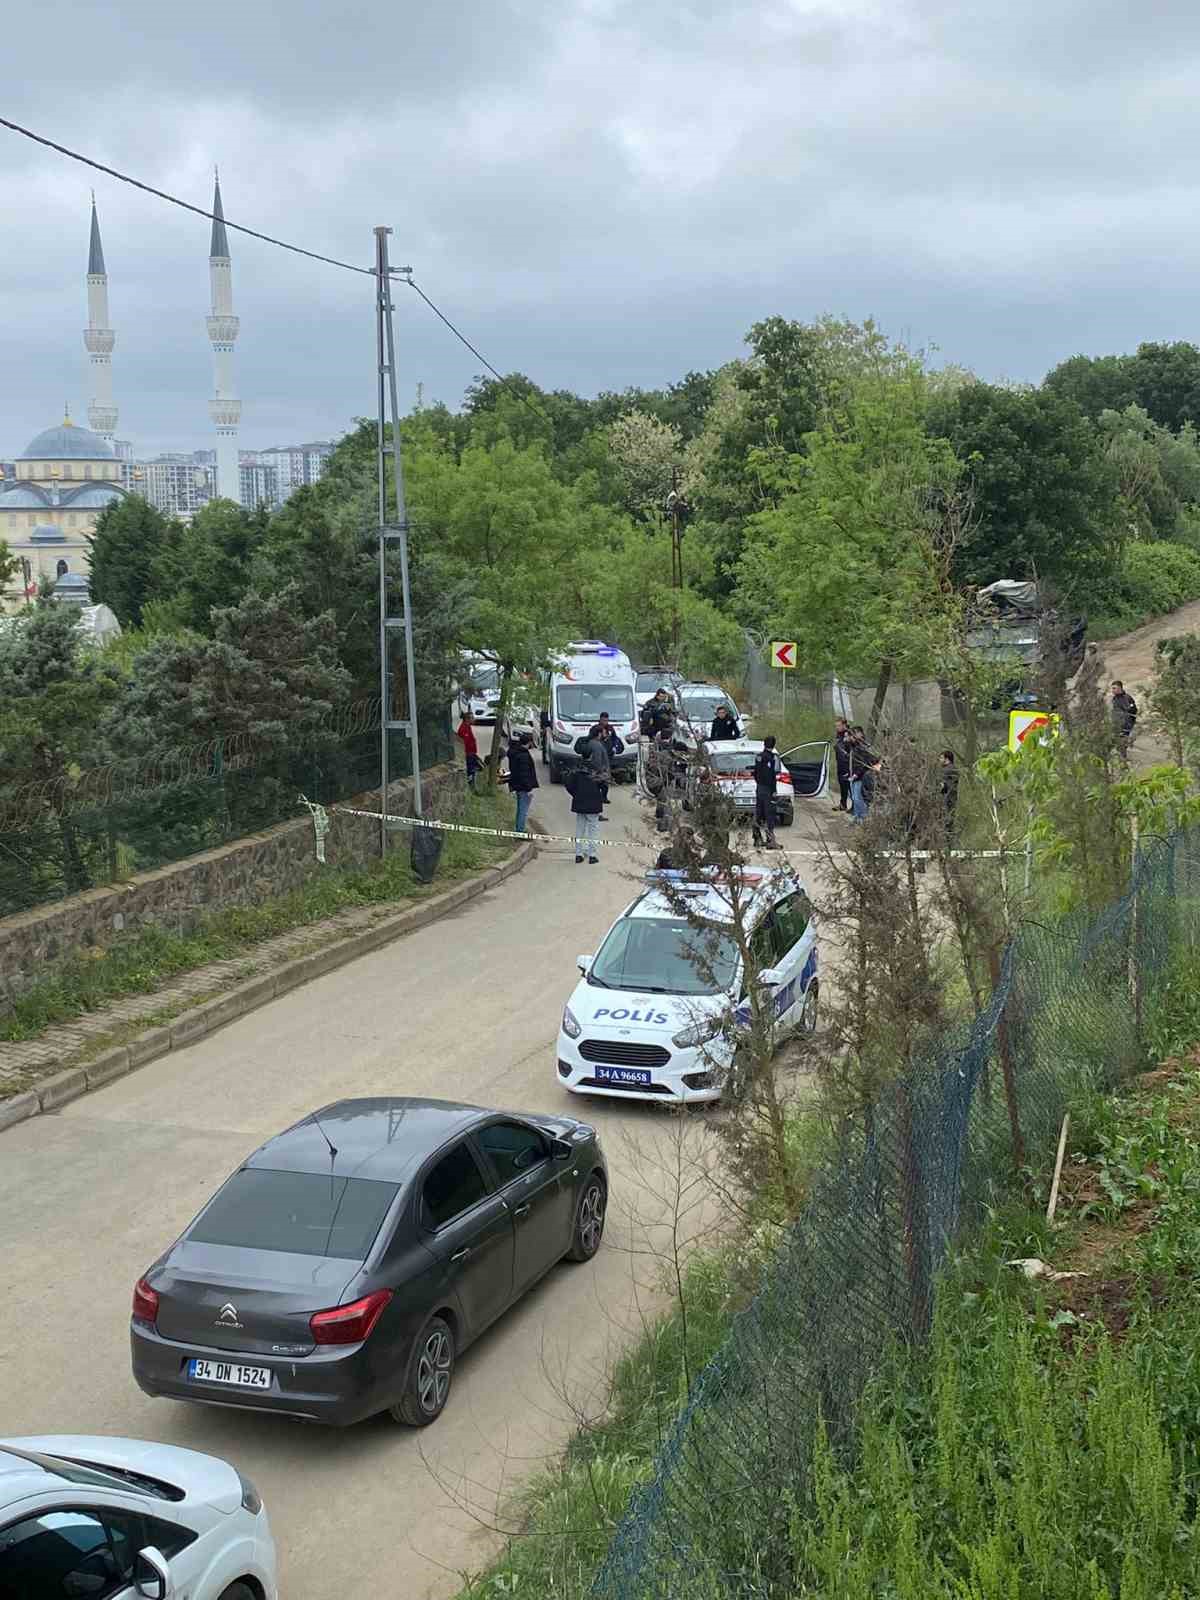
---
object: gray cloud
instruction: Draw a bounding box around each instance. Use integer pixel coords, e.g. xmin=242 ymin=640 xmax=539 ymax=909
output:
xmin=4 ymin=0 xmax=1200 ymax=460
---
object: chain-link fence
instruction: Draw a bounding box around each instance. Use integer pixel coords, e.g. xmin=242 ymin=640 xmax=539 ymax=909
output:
xmin=0 ymin=699 xmax=454 ymax=917
xmin=592 ymin=827 xmax=1200 ymax=1600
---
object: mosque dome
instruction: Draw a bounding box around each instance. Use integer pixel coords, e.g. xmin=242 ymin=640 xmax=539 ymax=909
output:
xmin=20 ymin=420 xmax=115 ymax=462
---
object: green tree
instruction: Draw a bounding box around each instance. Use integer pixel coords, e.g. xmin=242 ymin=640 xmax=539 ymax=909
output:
xmin=1149 ymin=632 xmax=1200 ymax=769
xmin=737 ymin=354 xmax=966 ymax=726
xmin=0 ymin=605 xmax=124 ymax=896
xmin=107 ymin=585 xmax=350 ymax=757
xmin=1043 ymin=352 xmax=1136 ymax=419
xmin=931 ymin=382 xmax=1121 ymax=595
xmin=154 ymin=498 xmax=270 ymax=633
xmin=1128 ymin=340 xmax=1200 ymax=433
xmin=407 ymin=434 xmax=604 ymax=782
xmin=87 ymin=496 xmax=179 ymax=627
xmin=0 ymin=539 xmax=16 ymax=594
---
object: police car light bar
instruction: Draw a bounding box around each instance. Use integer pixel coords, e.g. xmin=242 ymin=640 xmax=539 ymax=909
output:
xmin=643 ymin=871 xmax=708 ymax=893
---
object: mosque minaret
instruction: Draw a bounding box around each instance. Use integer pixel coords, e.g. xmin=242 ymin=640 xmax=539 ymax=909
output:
xmin=84 ymin=196 xmax=118 ymax=443
xmin=206 ymin=172 xmax=242 ymax=505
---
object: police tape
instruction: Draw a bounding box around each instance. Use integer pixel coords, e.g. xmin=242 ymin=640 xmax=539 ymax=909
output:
xmin=325 ymin=805 xmax=1010 ymax=861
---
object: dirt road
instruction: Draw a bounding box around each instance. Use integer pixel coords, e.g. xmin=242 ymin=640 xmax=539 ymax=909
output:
xmin=1097 ymin=598 xmax=1200 ymax=766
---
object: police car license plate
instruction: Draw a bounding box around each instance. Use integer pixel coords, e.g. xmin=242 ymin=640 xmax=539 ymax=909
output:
xmin=596 ymin=1066 xmax=652 ymax=1087
xmin=187 ymin=1358 xmax=271 ymax=1389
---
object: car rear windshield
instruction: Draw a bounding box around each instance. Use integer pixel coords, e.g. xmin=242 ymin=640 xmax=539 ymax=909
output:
xmin=468 ymin=667 xmax=499 ymax=690
xmin=187 ymin=1169 xmax=399 ymax=1260
xmin=708 ymin=751 xmax=756 ymax=775
xmin=556 ymin=685 xmax=635 ymax=722
xmin=590 ymin=916 xmax=738 ymax=996
xmin=636 ymin=671 xmax=675 ymax=693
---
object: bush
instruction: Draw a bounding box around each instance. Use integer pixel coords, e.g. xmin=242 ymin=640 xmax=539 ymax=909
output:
xmin=1093 ymin=539 xmax=1200 ymax=634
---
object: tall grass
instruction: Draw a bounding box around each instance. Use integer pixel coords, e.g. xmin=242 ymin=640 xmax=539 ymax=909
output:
xmin=787 ymin=1064 xmax=1200 ymax=1600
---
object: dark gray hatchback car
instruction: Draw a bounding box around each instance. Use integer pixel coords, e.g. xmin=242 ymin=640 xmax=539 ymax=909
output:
xmin=131 ymin=1097 xmax=607 ymax=1427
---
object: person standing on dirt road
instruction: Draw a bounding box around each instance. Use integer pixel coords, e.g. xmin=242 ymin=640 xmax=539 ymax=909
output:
xmin=1110 ymin=681 xmax=1138 ymax=755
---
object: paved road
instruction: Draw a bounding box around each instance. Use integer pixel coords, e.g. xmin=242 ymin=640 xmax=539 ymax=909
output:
xmin=0 ymin=737 xmax=837 ymax=1597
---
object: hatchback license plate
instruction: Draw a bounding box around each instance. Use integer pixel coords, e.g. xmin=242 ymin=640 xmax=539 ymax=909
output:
xmin=596 ymin=1066 xmax=652 ymax=1086
xmin=187 ymin=1358 xmax=271 ymax=1389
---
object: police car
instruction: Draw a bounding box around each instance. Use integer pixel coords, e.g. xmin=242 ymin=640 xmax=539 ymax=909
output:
xmin=556 ymin=868 xmax=818 ymax=1105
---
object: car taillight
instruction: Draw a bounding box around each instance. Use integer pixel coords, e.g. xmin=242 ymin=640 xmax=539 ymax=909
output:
xmin=310 ymin=1289 xmax=393 ymax=1346
xmin=132 ymin=1277 xmax=159 ymax=1326
xmin=778 ymin=771 xmax=792 ymax=785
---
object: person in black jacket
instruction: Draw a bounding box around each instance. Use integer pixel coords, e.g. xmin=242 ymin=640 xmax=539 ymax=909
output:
xmin=751 ymin=737 xmax=783 ymax=849
xmin=848 ymin=727 xmax=876 ymax=822
xmin=595 ymin=712 xmax=626 ymax=789
xmin=503 ymin=731 xmax=540 ymax=834
xmin=833 ymin=718 xmax=853 ymax=811
xmin=708 ymin=704 xmax=741 ymax=741
xmin=574 ymin=725 xmax=613 ymax=815
xmin=564 ymin=764 xmax=605 ymax=863
xmin=641 ymin=690 xmax=674 ymax=740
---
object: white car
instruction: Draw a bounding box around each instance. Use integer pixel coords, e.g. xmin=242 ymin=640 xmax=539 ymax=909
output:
xmin=683 ymin=737 xmax=832 ymax=826
xmin=0 ymin=1435 xmax=277 ymax=1600
xmin=672 ymin=682 xmax=753 ymax=749
xmin=556 ymin=868 xmax=819 ymax=1105
xmin=457 ymin=662 xmax=502 ymax=724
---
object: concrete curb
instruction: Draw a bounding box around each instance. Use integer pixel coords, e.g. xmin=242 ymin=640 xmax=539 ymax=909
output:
xmin=2 ymin=840 xmax=536 ymax=1136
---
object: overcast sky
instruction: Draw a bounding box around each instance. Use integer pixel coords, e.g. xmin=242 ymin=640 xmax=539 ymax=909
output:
xmin=4 ymin=0 xmax=1200 ymax=459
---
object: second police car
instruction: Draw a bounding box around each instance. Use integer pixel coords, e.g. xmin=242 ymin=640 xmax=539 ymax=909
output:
xmin=556 ymin=867 xmax=818 ymax=1105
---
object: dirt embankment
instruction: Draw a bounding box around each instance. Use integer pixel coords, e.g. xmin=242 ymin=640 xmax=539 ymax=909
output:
xmin=1095 ymin=598 xmax=1200 ymax=767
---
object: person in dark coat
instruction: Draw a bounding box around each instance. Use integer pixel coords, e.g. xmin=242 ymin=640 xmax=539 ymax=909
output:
xmin=595 ymin=712 xmax=626 ymax=787
xmin=503 ymin=731 xmax=540 ymax=834
xmin=708 ymin=704 xmax=741 ymax=741
xmin=848 ymin=727 xmax=876 ymax=822
xmin=833 ymin=717 xmax=853 ymax=812
xmin=574 ymin=725 xmax=613 ymax=815
xmin=564 ymin=764 xmax=605 ymax=863
xmin=751 ymin=737 xmax=783 ymax=849
xmin=1110 ymin=680 xmax=1138 ymax=755
xmin=641 ymin=689 xmax=674 ymax=740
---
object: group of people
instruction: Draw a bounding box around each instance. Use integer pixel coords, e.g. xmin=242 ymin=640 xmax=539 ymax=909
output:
xmin=833 ymin=717 xmax=959 ymax=835
xmin=454 ymin=707 xmax=628 ymax=862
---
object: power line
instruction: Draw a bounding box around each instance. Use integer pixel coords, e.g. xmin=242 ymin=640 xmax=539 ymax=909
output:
xmin=0 ymin=115 xmax=377 ymax=277
xmin=404 ymin=278 xmax=555 ymax=428
xmin=1 ymin=114 xmax=555 ymax=429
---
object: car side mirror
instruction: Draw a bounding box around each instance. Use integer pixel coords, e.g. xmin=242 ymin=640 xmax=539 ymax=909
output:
xmin=134 ymin=1548 xmax=173 ymax=1600
xmin=551 ymin=1137 xmax=573 ymax=1161
xmin=757 ymin=967 xmax=783 ymax=988
xmin=576 ymin=954 xmax=593 ymax=974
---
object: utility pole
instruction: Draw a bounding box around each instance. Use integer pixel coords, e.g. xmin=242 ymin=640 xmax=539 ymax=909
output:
xmin=664 ymin=466 xmax=689 ymax=658
xmin=374 ymin=225 xmax=423 ymax=858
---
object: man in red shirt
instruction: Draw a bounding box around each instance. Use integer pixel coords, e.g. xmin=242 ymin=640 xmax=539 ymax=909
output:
xmin=456 ymin=711 xmax=482 ymax=790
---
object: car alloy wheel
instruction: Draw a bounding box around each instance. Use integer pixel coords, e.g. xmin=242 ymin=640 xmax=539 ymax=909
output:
xmin=393 ymin=1314 xmax=455 ymax=1426
xmin=567 ymin=1177 xmax=606 ymax=1261
xmin=417 ymin=1325 xmax=453 ymax=1414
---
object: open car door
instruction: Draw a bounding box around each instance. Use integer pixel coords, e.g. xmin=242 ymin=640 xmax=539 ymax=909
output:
xmin=780 ymin=741 xmax=830 ymax=800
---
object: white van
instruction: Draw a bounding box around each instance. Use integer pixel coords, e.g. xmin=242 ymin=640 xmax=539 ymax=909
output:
xmin=542 ymin=642 xmax=639 ymax=784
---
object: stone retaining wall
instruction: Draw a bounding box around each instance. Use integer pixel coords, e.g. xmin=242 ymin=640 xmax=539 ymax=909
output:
xmin=0 ymin=769 xmax=458 ymax=1005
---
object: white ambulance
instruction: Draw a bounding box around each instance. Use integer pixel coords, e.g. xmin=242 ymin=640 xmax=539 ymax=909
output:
xmin=542 ymin=641 xmax=639 ymax=784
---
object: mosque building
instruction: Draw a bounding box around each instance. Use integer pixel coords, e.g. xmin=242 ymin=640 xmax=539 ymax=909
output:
xmin=0 ymin=178 xmax=243 ymax=611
